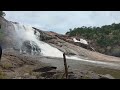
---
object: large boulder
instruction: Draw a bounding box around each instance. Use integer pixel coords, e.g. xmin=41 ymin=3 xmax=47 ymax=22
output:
xmin=21 ymin=40 xmax=41 ymax=55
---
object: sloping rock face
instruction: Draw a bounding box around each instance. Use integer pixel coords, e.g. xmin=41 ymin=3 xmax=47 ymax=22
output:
xmin=48 ymin=33 xmax=94 ymax=51
xmin=40 ymin=30 xmax=120 ymax=57
xmin=33 ymin=27 xmax=57 ymax=41
xmin=34 ymin=29 xmax=120 ymax=61
xmin=36 ymin=31 xmax=93 ymax=56
xmin=0 ymin=17 xmax=16 ymax=49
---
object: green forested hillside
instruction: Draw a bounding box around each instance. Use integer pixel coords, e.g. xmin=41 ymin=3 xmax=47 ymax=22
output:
xmin=66 ymin=23 xmax=120 ymax=57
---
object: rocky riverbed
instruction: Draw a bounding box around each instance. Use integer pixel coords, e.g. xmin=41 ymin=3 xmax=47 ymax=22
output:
xmin=0 ymin=49 xmax=120 ymax=79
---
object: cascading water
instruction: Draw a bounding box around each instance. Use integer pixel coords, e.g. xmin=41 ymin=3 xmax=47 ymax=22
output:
xmin=13 ymin=23 xmax=64 ymax=57
xmin=12 ymin=23 xmax=86 ymax=59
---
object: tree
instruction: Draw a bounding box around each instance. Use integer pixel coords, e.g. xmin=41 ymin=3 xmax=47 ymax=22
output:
xmin=69 ymin=29 xmax=72 ymax=32
xmin=0 ymin=11 xmax=5 ymax=17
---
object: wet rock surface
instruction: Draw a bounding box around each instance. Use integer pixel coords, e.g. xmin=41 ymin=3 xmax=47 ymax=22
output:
xmin=21 ymin=40 xmax=41 ymax=55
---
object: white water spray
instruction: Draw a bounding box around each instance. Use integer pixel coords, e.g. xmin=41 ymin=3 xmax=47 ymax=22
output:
xmin=13 ymin=23 xmax=64 ymax=57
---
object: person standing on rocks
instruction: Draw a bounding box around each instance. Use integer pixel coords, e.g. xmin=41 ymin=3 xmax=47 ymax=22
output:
xmin=0 ymin=45 xmax=2 ymax=61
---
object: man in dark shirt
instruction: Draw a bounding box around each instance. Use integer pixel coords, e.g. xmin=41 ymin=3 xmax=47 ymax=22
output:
xmin=0 ymin=45 xmax=2 ymax=61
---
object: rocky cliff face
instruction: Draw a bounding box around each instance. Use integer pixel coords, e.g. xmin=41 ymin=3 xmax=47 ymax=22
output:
xmin=0 ymin=17 xmax=16 ymax=49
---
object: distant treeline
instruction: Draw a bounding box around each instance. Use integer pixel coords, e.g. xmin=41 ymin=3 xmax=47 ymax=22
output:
xmin=66 ymin=23 xmax=120 ymax=48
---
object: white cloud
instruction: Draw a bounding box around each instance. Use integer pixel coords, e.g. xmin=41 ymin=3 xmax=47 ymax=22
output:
xmin=4 ymin=11 xmax=120 ymax=34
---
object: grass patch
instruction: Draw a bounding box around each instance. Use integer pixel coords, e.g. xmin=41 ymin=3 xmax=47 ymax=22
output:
xmin=92 ymin=67 xmax=120 ymax=79
xmin=1 ymin=62 xmax=13 ymax=69
xmin=0 ymin=70 xmax=7 ymax=79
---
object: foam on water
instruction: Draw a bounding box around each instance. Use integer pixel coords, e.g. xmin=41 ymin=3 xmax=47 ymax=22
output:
xmin=73 ymin=38 xmax=88 ymax=45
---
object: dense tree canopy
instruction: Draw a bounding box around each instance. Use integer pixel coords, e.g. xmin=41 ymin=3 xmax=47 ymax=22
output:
xmin=0 ymin=11 xmax=5 ymax=17
xmin=66 ymin=23 xmax=120 ymax=48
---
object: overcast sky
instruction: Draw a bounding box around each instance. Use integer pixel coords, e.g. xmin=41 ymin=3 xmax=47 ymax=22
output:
xmin=4 ymin=11 xmax=120 ymax=34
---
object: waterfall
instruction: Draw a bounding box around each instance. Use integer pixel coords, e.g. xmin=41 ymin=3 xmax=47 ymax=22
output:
xmin=12 ymin=23 xmax=64 ymax=57
xmin=11 ymin=23 xmax=119 ymax=66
